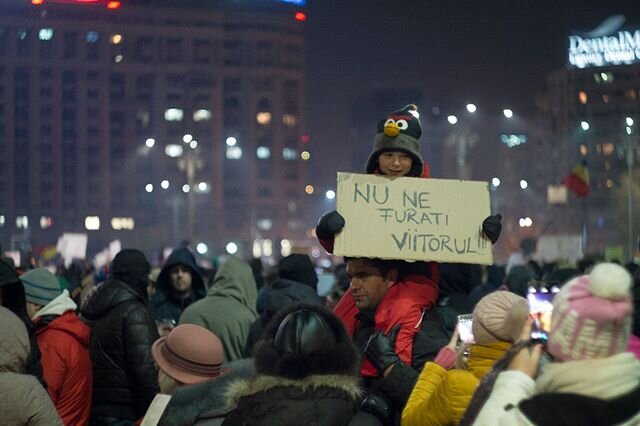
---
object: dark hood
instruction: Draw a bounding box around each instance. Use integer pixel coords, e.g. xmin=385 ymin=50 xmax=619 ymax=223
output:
xmin=0 ymin=258 xmax=20 ymax=288
xmin=81 ymin=278 xmax=146 ymax=320
xmin=439 ymin=263 xmax=483 ymax=295
xmin=265 ymin=279 xmax=324 ymax=317
xmin=156 ymin=248 xmax=205 ymax=299
xmin=277 ymin=254 xmax=318 ymax=289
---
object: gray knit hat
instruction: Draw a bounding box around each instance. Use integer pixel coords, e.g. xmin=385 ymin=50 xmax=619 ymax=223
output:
xmin=20 ymin=268 xmax=61 ymax=305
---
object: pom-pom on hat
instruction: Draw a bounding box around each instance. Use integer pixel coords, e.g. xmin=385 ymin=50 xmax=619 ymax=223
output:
xmin=365 ymin=104 xmax=424 ymax=177
xmin=547 ymin=262 xmax=633 ymax=362
xmin=472 ymin=291 xmax=529 ymax=345
xmin=152 ymin=324 xmax=226 ymax=385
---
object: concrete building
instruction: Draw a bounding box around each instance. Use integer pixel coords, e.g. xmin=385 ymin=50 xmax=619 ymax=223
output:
xmin=0 ymin=0 xmax=308 ymax=258
xmin=544 ymin=23 xmax=640 ymax=258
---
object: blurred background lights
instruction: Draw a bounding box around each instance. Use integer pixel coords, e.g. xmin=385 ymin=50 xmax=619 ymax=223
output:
xmin=503 ymin=108 xmax=513 ymax=118
xmin=145 ymin=184 xmax=153 ymax=193
xmin=466 ymin=103 xmax=477 ymax=113
xmin=161 ymin=180 xmax=170 ymax=189
xmin=305 ymin=185 xmax=314 ymax=194
xmin=325 ymin=190 xmax=336 ymax=200
xmin=491 ymin=177 xmax=501 ymax=187
xmin=145 ymin=138 xmax=155 ymax=148
xmin=225 ymin=242 xmax=239 ymax=255
xmin=520 ymin=179 xmax=528 ymax=189
xmin=447 ymin=115 xmax=458 ymax=124
xmin=226 ymin=136 xmax=237 ymax=146
xmin=196 ymin=242 xmax=208 ymax=254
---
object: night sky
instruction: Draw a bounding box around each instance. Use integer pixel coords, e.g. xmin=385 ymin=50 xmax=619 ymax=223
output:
xmin=304 ymin=0 xmax=640 ymax=184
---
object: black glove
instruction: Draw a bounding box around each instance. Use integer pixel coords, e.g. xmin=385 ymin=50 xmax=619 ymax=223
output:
xmin=482 ymin=213 xmax=502 ymax=244
xmin=359 ymin=390 xmax=393 ymax=424
xmin=364 ymin=325 xmax=401 ymax=375
xmin=315 ymin=210 xmax=345 ymax=241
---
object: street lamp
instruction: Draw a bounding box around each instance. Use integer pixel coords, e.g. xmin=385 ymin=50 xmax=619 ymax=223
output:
xmin=503 ymin=109 xmax=513 ymax=119
xmin=466 ymin=103 xmax=477 ymax=113
xmin=447 ymin=115 xmax=458 ymax=125
xmin=580 ymin=121 xmax=590 ymax=131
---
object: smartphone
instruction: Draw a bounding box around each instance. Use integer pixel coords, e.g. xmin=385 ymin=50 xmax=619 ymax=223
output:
xmin=527 ymin=289 xmax=555 ymax=343
xmin=457 ymin=314 xmax=474 ymax=344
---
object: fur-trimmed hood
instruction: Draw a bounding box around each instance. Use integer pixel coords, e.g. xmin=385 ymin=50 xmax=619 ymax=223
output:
xmin=225 ymin=374 xmax=362 ymax=408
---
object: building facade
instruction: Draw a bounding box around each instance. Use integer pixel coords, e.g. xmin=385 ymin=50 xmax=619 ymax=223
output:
xmin=545 ymin=23 xmax=640 ymax=258
xmin=0 ymin=0 xmax=308 ymax=258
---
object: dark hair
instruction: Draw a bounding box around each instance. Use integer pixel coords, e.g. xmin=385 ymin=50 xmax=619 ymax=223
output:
xmin=343 ymin=257 xmax=402 ymax=279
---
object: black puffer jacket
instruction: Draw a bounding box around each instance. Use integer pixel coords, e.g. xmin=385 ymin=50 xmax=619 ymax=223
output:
xmin=81 ymin=278 xmax=159 ymax=423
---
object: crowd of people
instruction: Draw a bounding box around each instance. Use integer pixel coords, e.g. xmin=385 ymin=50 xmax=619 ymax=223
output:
xmin=1 ymin=104 xmax=639 ymax=426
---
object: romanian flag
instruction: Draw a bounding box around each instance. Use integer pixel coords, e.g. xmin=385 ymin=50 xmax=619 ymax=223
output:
xmin=562 ymin=160 xmax=589 ymax=198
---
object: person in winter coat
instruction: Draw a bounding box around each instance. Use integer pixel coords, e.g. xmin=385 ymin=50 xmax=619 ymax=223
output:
xmin=81 ymin=249 xmax=159 ymax=425
xmin=222 ymin=303 xmax=382 ymax=426
xmin=156 ymin=358 xmax=254 ymax=426
xmin=152 ymin=247 xmax=206 ymax=328
xmin=0 ymin=258 xmax=47 ymax=388
xmin=0 ymin=306 xmax=63 ymax=426
xmin=402 ymin=291 xmax=529 ymax=425
xmin=20 ymin=268 xmax=92 ymax=426
xmin=180 ymin=256 xmax=258 ymax=362
xmin=473 ymin=263 xmax=640 ymax=426
xmin=244 ymin=253 xmax=324 ymax=355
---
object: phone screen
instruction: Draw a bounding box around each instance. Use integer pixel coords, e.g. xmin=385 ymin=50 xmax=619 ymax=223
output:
xmin=527 ymin=290 xmax=555 ymax=342
xmin=457 ymin=314 xmax=474 ymax=344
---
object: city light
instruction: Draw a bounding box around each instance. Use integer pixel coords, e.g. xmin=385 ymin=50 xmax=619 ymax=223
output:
xmin=503 ymin=109 xmax=513 ymax=118
xmin=165 ymin=144 xmax=183 ymax=158
xmin=519 ymin=217 xmax=533 ymax=227
xmin=198 ymin=182 xmax=208 ymax=192
xmin=0 ymin=215 xmax=4 ymax=227
xmin=281 ymin=239 xmax=292 ymax=257
xmin=520 ymin=179 xmax=528 ymax=189
xmin=106 ymin=1 xmax=121 ymax=9
xmin=256 ymin=146 xmax=271 ymax=159
xmin=189 ymin=140 xmax=198 ymax=149
xmin=111 ymin=217 xmax=135 ymax=230
xmin=38 ymin=28 xmax=54 ymax=41
xmin=226 ymin=146 xmax=242 ymax=160
xmin=325 ymin=190 xmax=336 ymax=200
xmin=110 ymin=34 xmax=123 ymax=45
xmin=225 ymin=242 xmax=239 ymax=255
xmin=580 ymin=121 xmax=590 ymax=131
xmin=466 ymin=103 xmax=477 ymax=113
xmin=145 ymin=138 xmax=155 ymax=148
xmin=196 ymin=242 xmax=208 ymax=255
xmin=226 ymin=137 xmax=237 ymax=146
xmin=305 ymin=185 xmax=314 ymax=194
xmin=447 ymin=115 xmax=458 ymax=124
xmin=294 ymin=12 xmax=307 ymax=21
xmin=182 ymin=184 xmax=191 ymax=193
xmin=256 ymin=112 xmax=272 ymax=125
xmin=114 ymin=54 xmax=123 ymax=63
xmin=16 ymin=216 xmax=28 ymax=229
xmin=161 ymin=180 xmax=170 ymax=189
xmin=301 ymin=150 xmax=311 ymax=160
xmin=145 ymin=184 xmax=153 ymax=193
xmin=183 ymin=134 xmax=193 ymax=143
xmin=491 ymin=177 xmax=501 ymax=187
xmin=85 ymin=216 xmax=100 ymax=231
xmin=626 ymin=117 xmax=634 ymax=127
xmin=39 ymin=216 xmax=52 ymax=229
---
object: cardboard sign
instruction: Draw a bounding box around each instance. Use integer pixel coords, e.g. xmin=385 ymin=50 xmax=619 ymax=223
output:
xmin=333 ymin=173 xmax=493 ymax=264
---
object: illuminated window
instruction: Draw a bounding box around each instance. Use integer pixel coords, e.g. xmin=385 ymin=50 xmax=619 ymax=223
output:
xmin=39 ymin=216 xmax=52 ymax=229
xmin=16 ymin=216 xmax=29 ymax=229
xmin=256 ymin=219 xmax=272 ymax=231
xmin=256 ymin=146 xmax=271 ymax=159
xmin=226 ymin=146 xmax=242 ymax=159
xmin=113 ymin=54 xmax=124 ymax=63
xmin=110 ymin=34 xmax=123 ymax=45
xmin=0 ymin=215 xmax=5 ymax=227
xmin=111 ymin=217 xmax=135 ymax=230
xmin=85 ymin=216 xmax=100 ymax=230
xmin=164 ymin=108 xmax=184 ymax=121
xmin=602 ymin=143 xmax=615 ymax=156
xmin=86 ymin=31 xmax=99 ymax=43
xmin=578 ymin=91 xmax=587 ymax=104
xmin=282 ymin=114 xmax=297 ymax=127
xmin=579 ymin=145 xmax=588 ymax=156
xmin=193 ymin=109 xmax=212 ymax=121
xmin=38 ymin=28 xmax=53 ymax=41
xmin=606 ymin=179 xmax=613 ymax=188
xmin=256 ymin=112 xmax=272 ymax=125
xmin=594 ymin=72 xmax=614 ymax=84
xmin=283 ymin=148 xmax=297 ymax=160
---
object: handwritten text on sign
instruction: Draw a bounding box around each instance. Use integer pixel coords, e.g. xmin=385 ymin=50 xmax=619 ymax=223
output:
xmin=333 ymin=173 xmax=493 ymax=264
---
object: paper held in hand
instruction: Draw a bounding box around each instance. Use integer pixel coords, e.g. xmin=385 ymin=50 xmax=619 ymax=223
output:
xmin=333 ymin=172 xmax=493 ymax=265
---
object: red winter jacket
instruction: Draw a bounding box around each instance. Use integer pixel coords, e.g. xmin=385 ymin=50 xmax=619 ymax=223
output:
xmin=35 ymin=311 xmax=93 ymax=426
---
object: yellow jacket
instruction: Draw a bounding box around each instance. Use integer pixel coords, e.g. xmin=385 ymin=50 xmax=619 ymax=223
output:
xmin=402 ymin=341 xmax=511 ymax=426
